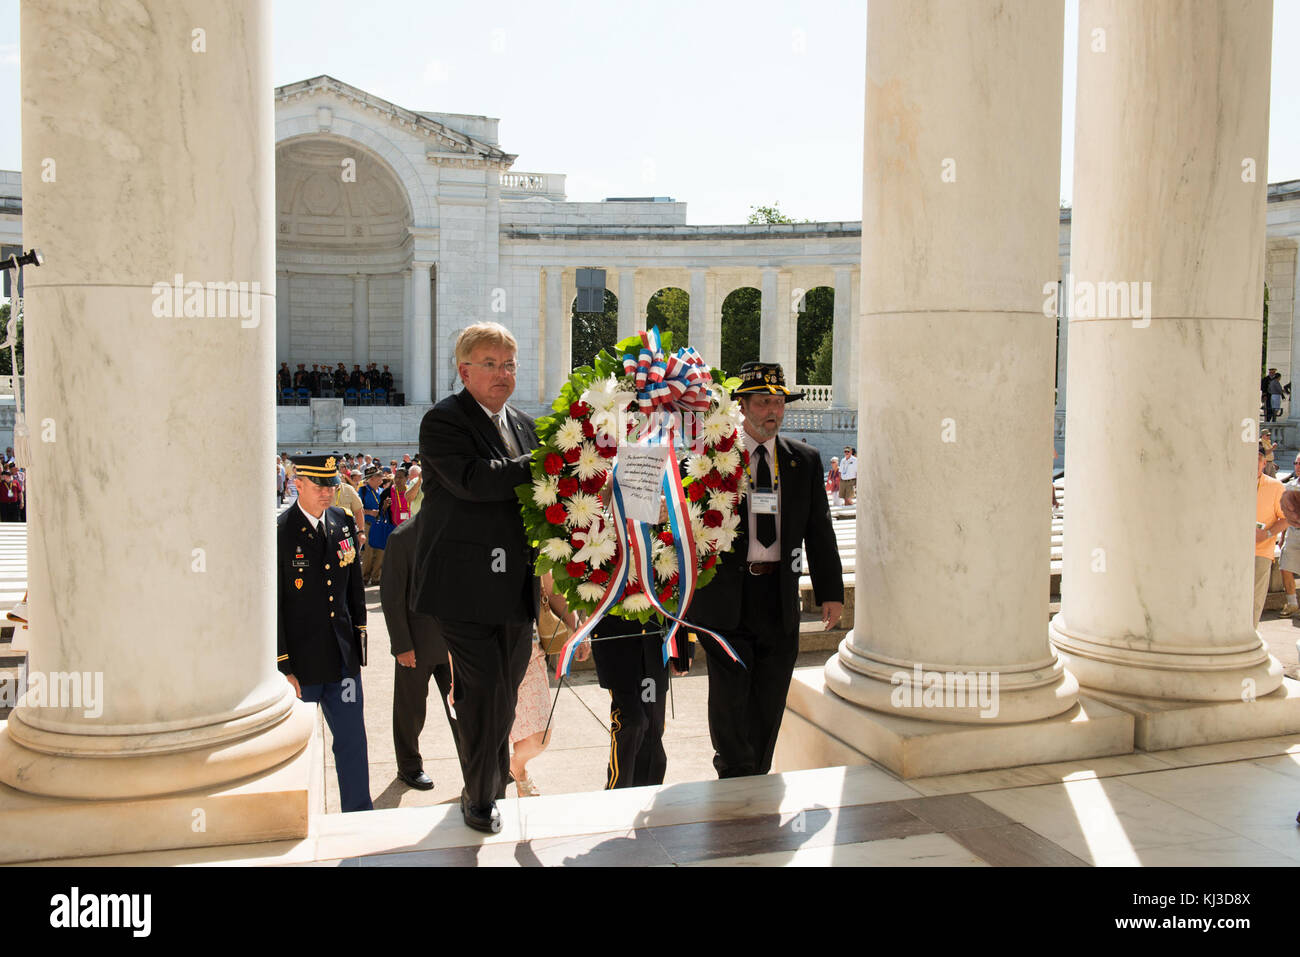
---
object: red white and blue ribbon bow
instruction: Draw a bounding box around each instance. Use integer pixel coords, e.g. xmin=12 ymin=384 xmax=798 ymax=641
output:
xmin=554 ymin=327 xmax=742 ymax=677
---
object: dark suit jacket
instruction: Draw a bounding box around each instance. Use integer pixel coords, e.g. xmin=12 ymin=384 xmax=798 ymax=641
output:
xmin=411 ymin=388 xmax=540 ymax=624
xmin=687 ymin=433 xmax=843 ymax=636
xmin=381 ymin=509 xmax=448 ymax=664
xmin=277 ymin=503 xmax=367 ymax=685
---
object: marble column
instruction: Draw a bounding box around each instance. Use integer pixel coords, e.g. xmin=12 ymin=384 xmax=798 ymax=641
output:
xmin=759 ymin=266 xmax=778 ymax=361
xmin=831 ymin=267 xmax=853 ymax=408
xmin=777 ymin=270 xmax=796 ymax=378
xmin=401 ymin=267 xmax=413 ymax=398
xmin=617 ymin=268 xmax=637 ymax=340
xmin=825 ymin=0 xmax=1078 ymax=723
xmin=409 ymin=262 xmax=433 ymax=404
xmin=544 ymin=267 xmax=565 ymax=399
xmin=1048 ymin=0 xmax=1284 ymax=702
xmin=0 ymin=0 xmax=312 ymax=800
xmin=276 ymin=271 xmax=291 ymax=365
xmin=689 ymin=268 xmax=707 ymax=352
xmin=351 ymin=273 xmax=369 ymax=369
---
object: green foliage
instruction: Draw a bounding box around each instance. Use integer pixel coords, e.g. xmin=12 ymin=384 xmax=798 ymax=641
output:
xmin=747 ymin=202 xmax=810 ymax=224
xmin=809 ymin=328 xmax=833 ymax=386
xmin=721 ymin=287 xmax=760 ymax=374
xmin=571 ymin=288 xmax=619 ymax=372
xmin=646 ymin=287 xmax=689 ymax=347
xmin=796 ymin=286 xmax=834 ymax=384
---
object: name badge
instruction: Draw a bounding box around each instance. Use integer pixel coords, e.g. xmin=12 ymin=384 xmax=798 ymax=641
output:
xmin=751 ymin=491 xmax=778 ymax=515
xmin=399 ymin=511 xmax=410 ymax=521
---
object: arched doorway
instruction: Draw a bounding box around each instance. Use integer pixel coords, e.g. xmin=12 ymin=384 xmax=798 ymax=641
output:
xmin=572 ymin=288 xmax=619 ymax=370
xmin=647 ymin=286 xmax=689 ymax=347
xmin=795 ymin=286 xmax=835 ymax=385
xmin=721 ymin=287 xmax=760 ymax=375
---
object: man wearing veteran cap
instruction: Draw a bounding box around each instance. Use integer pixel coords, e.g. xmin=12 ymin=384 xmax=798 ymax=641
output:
xmin=687 ymin=361 xmax=844 ymax=778
xmin=278 ymin=454 xmax=373 ymax=812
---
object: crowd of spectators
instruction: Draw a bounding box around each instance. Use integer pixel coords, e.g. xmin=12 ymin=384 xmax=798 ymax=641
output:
xmin=277 ymin=361 xmax=399 ymax=405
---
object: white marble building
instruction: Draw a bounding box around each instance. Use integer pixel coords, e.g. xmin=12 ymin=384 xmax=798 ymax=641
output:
xmin=3 ymin=75 xmax=1300 ymax=455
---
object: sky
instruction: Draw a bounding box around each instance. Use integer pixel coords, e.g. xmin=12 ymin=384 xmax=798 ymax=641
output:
xmin=0 ymin=0 xmax=1295 ymax=225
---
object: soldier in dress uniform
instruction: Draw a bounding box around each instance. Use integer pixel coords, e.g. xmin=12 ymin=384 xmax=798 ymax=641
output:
xmin=350 ymin=364 xmax=364 ymax=390
xmin=334 ymin=362 xmax=348 ymax=392
xmin=278 ymin=453 xmax=373 ymax=812
xmin=278 ymin=362 xmax=292 ymax=390
xmin=380 ymin=365 xmax=395 ymax=392
xmin=293 ymin=363 xmax=309 ymax=389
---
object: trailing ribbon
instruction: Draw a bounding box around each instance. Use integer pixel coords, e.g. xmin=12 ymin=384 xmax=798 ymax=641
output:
xmin=554 ymin=327 xmax=742 ymax=677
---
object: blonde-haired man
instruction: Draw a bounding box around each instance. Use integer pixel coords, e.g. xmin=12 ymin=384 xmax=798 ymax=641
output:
xmin=411 ymin=322 xmax=539 ymax=833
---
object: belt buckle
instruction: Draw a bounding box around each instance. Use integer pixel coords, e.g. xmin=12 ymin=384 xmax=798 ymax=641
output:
xmin=748 ymin=562 xmax=765 ymax=576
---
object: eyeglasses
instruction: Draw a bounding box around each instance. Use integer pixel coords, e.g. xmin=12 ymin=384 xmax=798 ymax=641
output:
xmin=464 ymin=360 xmax=518 ymax=376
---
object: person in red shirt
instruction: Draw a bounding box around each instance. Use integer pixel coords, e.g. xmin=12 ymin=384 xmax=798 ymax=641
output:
xmin=0 ymin=472 xmax=20 ymax=522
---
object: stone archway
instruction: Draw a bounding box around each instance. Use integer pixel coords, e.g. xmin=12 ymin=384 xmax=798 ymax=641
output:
xmin=647 ymin=286 xmax=689 ymax=346
xmin=720 ymin=286 xmax=761 ymax=374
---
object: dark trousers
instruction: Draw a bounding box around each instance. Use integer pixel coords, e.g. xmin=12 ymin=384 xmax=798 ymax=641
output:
xmin=300 ymin=671 xmax=373 ymax=812
xmin=435 ymin=618 xmax=532 ymax=809
xmin=606 ymin=670 xmax=668 ymax=789
xmin=393 ymin=659 xmax=461 ymax=778
xmin=703 ymin=573 xmax=798 ymax=778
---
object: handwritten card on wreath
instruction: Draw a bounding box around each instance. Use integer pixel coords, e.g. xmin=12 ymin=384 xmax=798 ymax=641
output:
xmin=616 ymin=445 xmax=671 ymax=524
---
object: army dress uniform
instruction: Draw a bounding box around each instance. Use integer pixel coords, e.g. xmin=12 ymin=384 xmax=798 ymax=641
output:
xmin=278 ymin=454 xmax=373 ymax=812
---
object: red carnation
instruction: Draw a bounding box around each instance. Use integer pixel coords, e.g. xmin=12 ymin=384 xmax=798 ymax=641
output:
xmin=565 ymin=561 xmax=587 ymax=579
xmin=658 ymin=586 xmax=674 ymax=604
xmin=557 ymin=476 xmax=580 ymax=497
xmin=545 ymin=504 xmax=567 ymax=525
xmin=570 ymin=401 xmax=590 ymax=419
xmin=658 ymin=530 xmax=675 ymax=545
xmin=580 ymin=475 xmax=604 ymax=495
xmin=598 ymin=443 xmax=618 ymax=459
xmin=703 ymin=555 xmax=717 ymax=570
xmin=721 ymin=472 xmax=739 ymax=493
xmin=741 ymin=448 xmax=750 ymax=465
xmin=668 ymin=572 xmax=680 ymax=586
xmin=687 ymin=482 xmax=706 ymax=502
xmin=569 ymin=531 xmax=585 ymax=549
xmin=716 ymin=432 xmax=736 ymax=452
xmin=589 ymin=569 xmax=610 ymax=585
xmin=703 ymin=509 xmax=723 ymax=528
xmin=703 ymin=469 xmax=723 ymax=489
xmin=581 ymin=420 xmax=596 ymax=439
xmin=624 ymin=580 xmax=642 ymax=595
xmin=563 ymin=446 xmax=582 ymax=464
xmin=544 ymin=453 xmax=564 ymax=475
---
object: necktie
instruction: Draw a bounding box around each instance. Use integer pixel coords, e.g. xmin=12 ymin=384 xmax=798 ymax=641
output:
xmin=494 ymin=412 xmax=516 ymax=455
xmin=754 ymin=444 xmax=776 ymax=548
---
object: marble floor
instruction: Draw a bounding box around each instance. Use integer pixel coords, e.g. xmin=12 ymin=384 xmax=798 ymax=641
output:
xmin=28 ymin=734 xmax=1300 ymax=867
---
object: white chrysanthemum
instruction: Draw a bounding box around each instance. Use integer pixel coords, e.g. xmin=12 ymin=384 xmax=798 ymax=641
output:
xmin=621 ymin=592 xmax=651 ymax=613
xmin=700 ymin=414 xmax=733 ymax=445
xmin=582 ymin=376 xmax=626 ymax=412
xmin=707 ymin=490 xmax=735 ymax=513
xmin=653 ymin=546 xmax=679 ymax=583
xmin=553 ymin=417 xmax=585 ymax=452
xmin=574 ymin=442 xmax=604 ymax=481
xmin=687 ymin=501 xmax=703 ymax=523
xmin=713 ymin=448 xmax=740 ymax=475
xmin=577 ymin=581 xmax=606 ymax=602
xmin=574 ymin=525 xmax=617 ymax=568
xmin=686 ymin=455 xmax=712 ymax=480
xmin=541 ymin=537 xmax=572 ymax=562
xmin=713 ymin=528 xmax=739 ymax=553
xmin=564 ymin=491 xmax=602 ymax=529
xmin=723 ymin=509 xmax=742 ymax=531
xmin=532 ymin=476 xmax=559 ymax=507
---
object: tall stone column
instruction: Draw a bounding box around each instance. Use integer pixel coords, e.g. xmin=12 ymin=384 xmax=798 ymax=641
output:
xmin=825 ymin=0 xmax=1079 ymax=724
xmin=777 ymin=270 xmax=795 ymax=378
xmin=0 ymin=0 xmax=312 ymax=820
xmin=543 ymin=267 xmax=566 ymax=399
xmin=617 ymin=268 xmax=637 ymax=340
xmin=1049 ymin=1 xmax=1290 ymax=729
xmin=409 ymin=262 xmax=433 ymax=404
xmin=831 ymin=267 xmax=853 ymax=408
xmin=401 ymin=267 xmax=414 ymax=398
xmin=276 ymin=271 xmax=291 ymax=365
xmin=689 ymin=268 xmax=709 ymax=354
xmin=760 ymin=266 xmax=778 ymax=361
xmin=351 ymin=273 xmax=369 ymax=369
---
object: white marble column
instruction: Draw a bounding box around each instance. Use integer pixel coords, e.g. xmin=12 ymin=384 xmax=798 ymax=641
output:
xmin=825 ymin=0 xmax=1078 ymax=723
xmin=409 ymin=262 xmax=433 ymax=404
xmin=1048 ymin=0 xmax=1283 ymax=701
xmin=543 ymin=267 xmax=566 ymax=399
xmin=401 ymin=267 xmax=414 ymax=399
xmin=0 ymin=0 xmax=312 ymax=799
xmin=760 ymin=266 xmax=778 ymax=361
xmin=689 ymin=268 xmax=707 ymax=352
xmin=831 ymin=267 xmax=853 ymax=408
xmin=351 ymin=273 xmax=369 ymax=368
xmin=617 ymin=268 xmax=637 ymax=340
xmin=276 ymin=271 xmax=291 ymax=365
xmin=777 ymin=270 xmax=796 ymax=378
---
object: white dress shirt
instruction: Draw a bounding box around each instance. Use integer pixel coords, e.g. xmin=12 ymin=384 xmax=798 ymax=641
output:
xmin=297 ymin=501 xmax=324 ymax=535
xmin=840 ymin=454 xmax=857 ymax=481
xmin=742 ymin=430 xmax=781 ymax=563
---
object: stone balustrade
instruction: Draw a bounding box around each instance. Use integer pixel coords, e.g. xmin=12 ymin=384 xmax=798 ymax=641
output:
xmin=796 ymin=383 xmax=832 ymax=407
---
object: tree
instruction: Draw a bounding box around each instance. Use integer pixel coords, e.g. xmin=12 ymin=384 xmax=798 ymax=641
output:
xmin=747 ymin=202 xmax=811 ymax=225
xmin=721 ymin=287 xmax=760 ymax=375
xmin=796 ymin=286 xmax=834 ymax=384
xmin=0 ymin=303 xmax=22 ymax=377
xmin=646 ymin=287 xmax=689 ymax=347
xmin=809 ymin=328 xmax=833 ymax=386
xmin=571 ymin=288 xmax=619 ymax=370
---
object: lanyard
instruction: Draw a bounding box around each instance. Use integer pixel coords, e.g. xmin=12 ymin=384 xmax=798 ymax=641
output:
xmin=743 ymin=442 xmax=780 ymax=491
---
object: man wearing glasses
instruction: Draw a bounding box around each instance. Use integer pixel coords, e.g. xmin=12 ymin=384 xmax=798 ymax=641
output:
xmin=411 ymin=322 xmax=539 ymax=832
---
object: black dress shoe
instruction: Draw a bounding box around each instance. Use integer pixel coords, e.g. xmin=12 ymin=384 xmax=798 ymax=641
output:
xmin=460 ymin=789 xmax=502 ymax=833
xmin=398 ymin=769 xmax=433 ymax=790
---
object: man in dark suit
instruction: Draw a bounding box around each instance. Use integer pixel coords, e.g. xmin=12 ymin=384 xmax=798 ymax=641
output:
xmin=412 ymin=322 xmax=539 ymax=833
xmin=687 ymin=362 xmax=844 ymax=779
xmin=381 ymin=505 xmax=462 ymax=791
xmin=277 ymin=454 xmax=372 ymax=812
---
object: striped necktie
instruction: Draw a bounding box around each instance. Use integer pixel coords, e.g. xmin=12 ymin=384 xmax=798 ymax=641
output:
xmin=494 ymin=412 xmax=517 ymax=455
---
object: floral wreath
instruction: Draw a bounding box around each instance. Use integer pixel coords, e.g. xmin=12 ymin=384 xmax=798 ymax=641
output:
xmin=517 ymin=330 xmax=748 ymax=658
